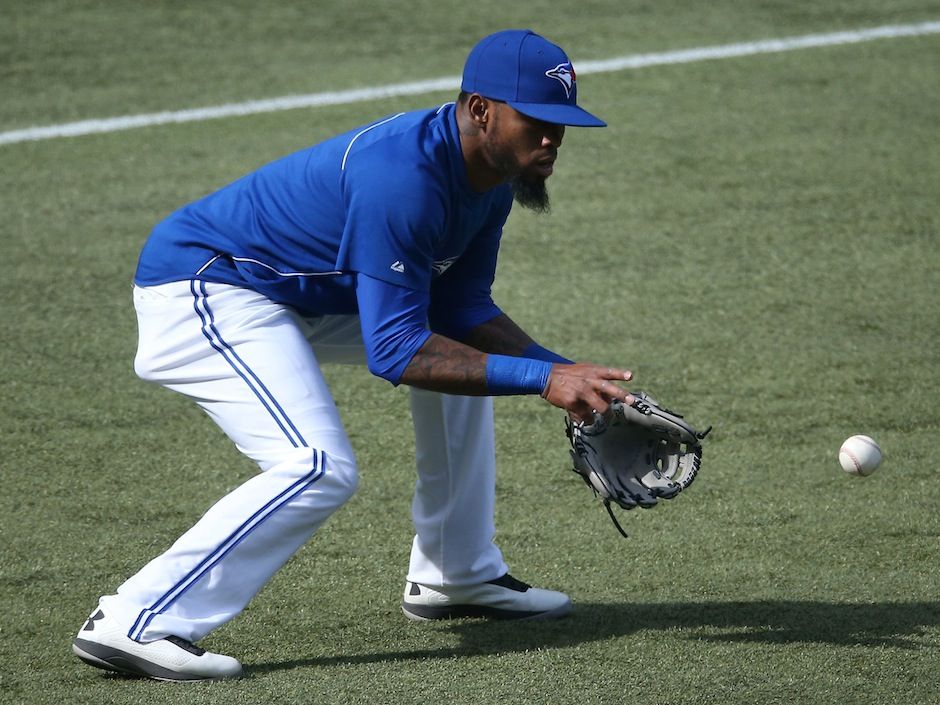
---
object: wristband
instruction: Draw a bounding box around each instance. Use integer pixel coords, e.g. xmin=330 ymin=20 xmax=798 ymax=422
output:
xmin=521 ymin=342 xmax=573 ymax=365
xmin=485 ymin=354 xmax=553 ymax=395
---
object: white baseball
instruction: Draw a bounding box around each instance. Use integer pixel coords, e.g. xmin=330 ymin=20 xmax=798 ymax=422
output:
xmin=839 ymin=435 xmax=882 ymax=476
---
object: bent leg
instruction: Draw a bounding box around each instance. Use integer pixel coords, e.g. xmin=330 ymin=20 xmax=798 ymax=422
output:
xmin=102 ymin=282 xmax=357 ymax=643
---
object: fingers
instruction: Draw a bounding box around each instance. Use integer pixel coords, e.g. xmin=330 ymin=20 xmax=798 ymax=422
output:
xmin=543 ymin=362 xmax=636 ymax=422
xmin=597 ymin=379 xmax=635 ymax=407
xmin=584 ymin=368 xmax=634 ymax=416
xmin=592 ymin=365 xmax=633 ymax=383
xmin=611 ymin=367 xmax=633 ymax=383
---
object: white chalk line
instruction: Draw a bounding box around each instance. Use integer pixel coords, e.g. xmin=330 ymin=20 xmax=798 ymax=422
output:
xmin=2 ymin=21 xmax=938 ymax=146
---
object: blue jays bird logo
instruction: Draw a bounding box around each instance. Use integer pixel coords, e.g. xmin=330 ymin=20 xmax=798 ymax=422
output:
xmin=545 ymin=62 xmax=576 ymax=98
xmin=431 ymin=256 xmax=460 ymax=277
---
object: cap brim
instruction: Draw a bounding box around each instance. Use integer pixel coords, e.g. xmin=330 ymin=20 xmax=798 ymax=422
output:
xmin=508 ymin=101 xmax=607 ymax=127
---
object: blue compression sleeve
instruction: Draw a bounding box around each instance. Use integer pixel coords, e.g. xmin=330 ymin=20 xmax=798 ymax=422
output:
xmin=485 ymin=354 xmax=553 ymax=396
xmin=521 ymin=343 xmax=573 ymax=365
xmin=429 ymin=300 xmax=503 ymax=340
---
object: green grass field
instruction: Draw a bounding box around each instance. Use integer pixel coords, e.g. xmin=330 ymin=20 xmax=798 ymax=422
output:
xmin=2 ymin=2 xmax=939 ymax=703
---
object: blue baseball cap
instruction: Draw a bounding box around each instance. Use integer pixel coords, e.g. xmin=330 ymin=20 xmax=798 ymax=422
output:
xmin=461 ymin=29 xmax=606 ymax=128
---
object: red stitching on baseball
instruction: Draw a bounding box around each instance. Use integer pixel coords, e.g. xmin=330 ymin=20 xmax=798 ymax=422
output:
xmin=841 ymin=449 xmax=861 ymax=473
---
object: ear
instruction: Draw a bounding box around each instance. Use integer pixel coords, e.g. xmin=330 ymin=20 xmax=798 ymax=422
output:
xmin=466 ymin=94 xmax=492 ymax=130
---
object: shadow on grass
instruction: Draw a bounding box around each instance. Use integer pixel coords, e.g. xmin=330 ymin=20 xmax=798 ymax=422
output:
xmin=246 ymin=600 xmax=940 ymax=676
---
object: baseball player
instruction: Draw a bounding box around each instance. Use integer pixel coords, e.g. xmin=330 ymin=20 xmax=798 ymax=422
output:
xmin=72 ymin=29 xmax=635 ymax=681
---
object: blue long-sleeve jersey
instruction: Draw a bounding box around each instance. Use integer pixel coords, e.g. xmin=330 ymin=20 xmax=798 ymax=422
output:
xmin=135 ymin=103 xmax=514 ymax=383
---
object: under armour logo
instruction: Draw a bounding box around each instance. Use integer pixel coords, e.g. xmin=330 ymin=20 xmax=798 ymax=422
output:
xmin=82 ymin=610 xmax=105 ymax=632
xmin=545 ymin=62 xmax=576 ymax=98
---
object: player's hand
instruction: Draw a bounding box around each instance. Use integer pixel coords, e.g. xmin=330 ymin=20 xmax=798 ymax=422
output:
xmin=541 ymin=363 xmax=634 ymax=423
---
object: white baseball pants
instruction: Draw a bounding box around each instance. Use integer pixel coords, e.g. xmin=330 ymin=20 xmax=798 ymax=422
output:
xmin=101 ymin=281 xmax=507 ymax=643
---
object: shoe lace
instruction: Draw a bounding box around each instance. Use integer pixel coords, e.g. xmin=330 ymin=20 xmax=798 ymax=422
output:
xmin=165 ymin=635 xmax=206 ymax=656
xmin=487 ymin=574 xmax=531 ymax=592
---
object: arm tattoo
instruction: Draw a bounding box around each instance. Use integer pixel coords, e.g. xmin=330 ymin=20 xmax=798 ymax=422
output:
xmin=462 ymin=314 xmax=535 ymax=356
xmin=398 ymin=334 xmax=489 ymax=395
xmin=398 ymin=315 xmax=540 ymax=393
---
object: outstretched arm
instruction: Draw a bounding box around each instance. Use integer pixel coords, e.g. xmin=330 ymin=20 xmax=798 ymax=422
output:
xmin=397 ymin=333 xmax=489 ymax=394
xmin=398 ymin=331 xmax=634 ymax=422
xmin=463 ymin=315 xmax=637 ymax=419
xmin=357 ymin=275 xmax=633 ymax=421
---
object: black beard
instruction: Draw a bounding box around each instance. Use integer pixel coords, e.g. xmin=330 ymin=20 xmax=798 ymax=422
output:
xmin=508 ymin=173 xmax=551 ymax=213
xmin=490 ymin=147 xmax=551 ymax=213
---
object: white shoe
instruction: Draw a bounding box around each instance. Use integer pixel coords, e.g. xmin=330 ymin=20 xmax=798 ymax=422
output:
xmin=72 ymin=607 xmax=242 ymax=681
xmin=401 ymin=573 xmax=572 ymax=621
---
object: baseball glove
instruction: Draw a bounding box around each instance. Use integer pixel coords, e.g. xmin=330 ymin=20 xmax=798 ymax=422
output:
xmin=566 ymin=392 xmax=711 ymax=537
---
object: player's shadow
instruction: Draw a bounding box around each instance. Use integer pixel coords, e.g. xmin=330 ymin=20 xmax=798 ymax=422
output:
xmin=245 ymin=600 xmax=940 ymax=676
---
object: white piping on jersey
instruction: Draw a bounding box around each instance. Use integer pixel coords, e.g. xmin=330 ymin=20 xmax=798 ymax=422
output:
xmin=436 ymin=102 xmax=455 ymax=114
xmin=194 ymin=105 xmax=446 ymax=282
xmin=340 ymin=112 xmax=406 ymax=171
xmin=195 ymin=255 xmax=221 ymax=275
xmin=228 ymin=256 xmax=343 ymax=278
xmin=197 ymin=254 xmax=342 ymax=278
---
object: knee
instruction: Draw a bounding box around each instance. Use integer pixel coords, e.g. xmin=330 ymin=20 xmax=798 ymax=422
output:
xmin=265 ymin=447 xmax=358 ymax=508
xmin=323 ymin=451 xmax=359 ymax=502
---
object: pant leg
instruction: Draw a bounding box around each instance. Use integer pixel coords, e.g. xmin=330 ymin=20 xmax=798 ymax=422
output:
xmin=296 ymin=315 xmax=509 ymax=587
xmin=406 ymin=389 xmax=508 ymax=587
xmin=103 ymin=281 xmax=358 ymax=643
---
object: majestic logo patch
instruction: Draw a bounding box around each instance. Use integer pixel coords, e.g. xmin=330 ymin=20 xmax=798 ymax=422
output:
xmin=390 ymin=260 xmax=405 ymax=273
xmin=545 ymin=62 xmax=576 ymax=98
